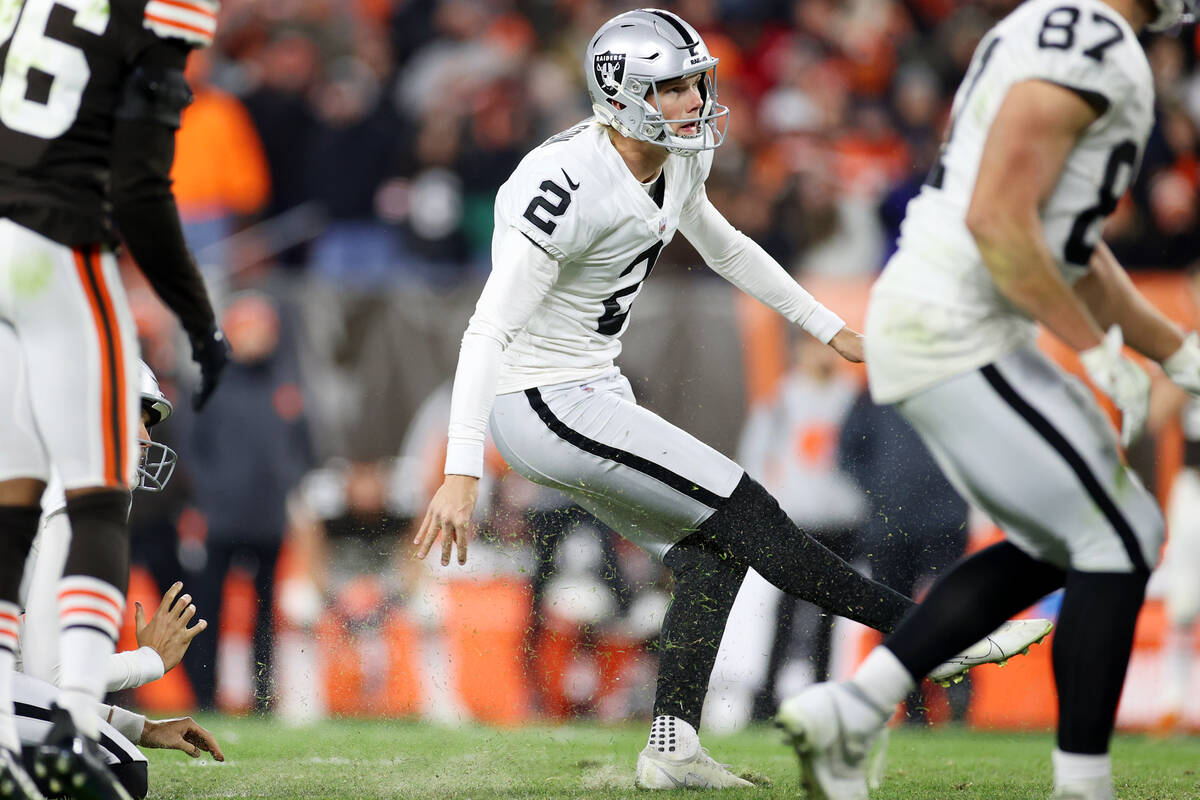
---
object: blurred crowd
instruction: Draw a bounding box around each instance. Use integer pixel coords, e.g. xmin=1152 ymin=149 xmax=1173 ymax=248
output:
xmin=166 ymin=0 xmax=1200 ymax=289
xmin=116 ymin=0 xmax=1200 ymax=722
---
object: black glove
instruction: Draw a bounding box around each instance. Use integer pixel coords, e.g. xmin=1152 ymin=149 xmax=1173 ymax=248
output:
xmin=190 ymin=327 xmax=230 ymax=410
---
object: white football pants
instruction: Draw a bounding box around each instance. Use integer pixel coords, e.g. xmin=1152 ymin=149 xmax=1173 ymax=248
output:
xmin=0 ymin=220 xmax=139 ymax=491
xmin=491 ymin=367 xmax=743 ymax=559
xmin=896 ymin=345 xmax=1163 ymax=574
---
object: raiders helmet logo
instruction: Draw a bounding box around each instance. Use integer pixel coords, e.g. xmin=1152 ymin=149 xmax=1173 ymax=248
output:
xmin=594 ymin=51 xmax=626 ymax=97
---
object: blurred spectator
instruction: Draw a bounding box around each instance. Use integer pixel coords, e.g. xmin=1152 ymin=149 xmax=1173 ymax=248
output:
xmin=738 ymin=333 xmax=866 ymax=719
xmin=241 ymin=29 xmax=323 ymax=269
xmin=182 ymin=291 xmax=313 ymax=711
xmin=838 ymin=387 xmax=970 ymax=723
xmin=173 ymin=50 xmax=271 ymax=278
xmin=305 ymin=52 xmax=408 ymax=287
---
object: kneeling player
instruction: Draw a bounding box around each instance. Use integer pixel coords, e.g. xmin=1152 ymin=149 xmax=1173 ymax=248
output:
xmin=10 ymin=362 xmax=222 ymax=800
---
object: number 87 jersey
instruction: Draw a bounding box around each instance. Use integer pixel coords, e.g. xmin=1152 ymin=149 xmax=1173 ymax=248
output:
xmin=0 ymin=0 xmax=215 ymax=246
xmin=865 ymin=0 xmax=1154 ymax=404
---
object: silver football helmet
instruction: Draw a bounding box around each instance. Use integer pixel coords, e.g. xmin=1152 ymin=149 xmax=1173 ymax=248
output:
xmin=136 ymin=360 xmax=177 ymax=493
xmin=584 ymin=8 xmax=729 ymax=155
xmin=1149 ymin=0 xmax=1197 ymax=30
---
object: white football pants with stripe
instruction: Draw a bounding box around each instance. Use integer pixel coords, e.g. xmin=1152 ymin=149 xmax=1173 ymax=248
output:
xmin=491 ymin=367 xmax=743 ymax=560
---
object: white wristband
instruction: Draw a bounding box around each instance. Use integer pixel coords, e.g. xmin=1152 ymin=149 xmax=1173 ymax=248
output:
xmin=801 ymin=305 xmax=846 ymax=344
xmin=106 ymin=646 xmax=166 ymax=692
xmin=444 ymin=438 xmax=485 ymax=479
xmin=103 ymin=703 xmax=147 ymax=743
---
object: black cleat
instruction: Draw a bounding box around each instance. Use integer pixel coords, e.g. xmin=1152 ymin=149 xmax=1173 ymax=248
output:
xmin=32 ymin=708 xmax=131 ymax=800
xmin=1 ymin=748 xmax=44 ymax=800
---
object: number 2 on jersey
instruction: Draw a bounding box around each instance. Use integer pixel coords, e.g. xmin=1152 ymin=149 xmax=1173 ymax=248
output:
xmin=522 ymin=179 xmax=572 ymax=235
xmin=0 ymin=0 xmax=109 ymax=139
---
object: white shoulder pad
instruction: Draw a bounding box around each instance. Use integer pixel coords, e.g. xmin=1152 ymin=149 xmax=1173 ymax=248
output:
xmin=499 ymin=130 xmax=597 ymax=262
xmin=1003 ymin=0 xmax=1147 ymax=116
xmin=143 ymin=0 xmax=217 ymax=48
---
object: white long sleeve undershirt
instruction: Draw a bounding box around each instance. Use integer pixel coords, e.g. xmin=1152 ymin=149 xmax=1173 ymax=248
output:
xmin=444 ymin=227 xmax=560 ymax=477
xmin=678 ymin=185 xmax=845 ymax=342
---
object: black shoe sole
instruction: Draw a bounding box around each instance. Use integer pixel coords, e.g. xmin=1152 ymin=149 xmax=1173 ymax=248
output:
xmin=32 ymin=745 xmax=131 ymax=800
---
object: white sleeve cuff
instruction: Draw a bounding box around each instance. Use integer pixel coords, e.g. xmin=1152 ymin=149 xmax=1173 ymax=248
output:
xmin=105 ymin=646 xmax=166 ymax=692
xmin=99 ymin=703 xmax=147 ymax=743
xmin=444 ymin=439 xmax=485 ymax=479
xmin=801 ymin=306 xmax=846 ymax=344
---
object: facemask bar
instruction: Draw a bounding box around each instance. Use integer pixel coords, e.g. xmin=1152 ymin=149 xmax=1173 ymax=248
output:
xmin=136 ymin=439 xmax=177 ymax=492
xmin=617 ymin=67 xmax=729 ymax=154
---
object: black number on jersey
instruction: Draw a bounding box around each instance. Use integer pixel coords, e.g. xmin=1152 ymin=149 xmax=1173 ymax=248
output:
xmin=1037 ymin=7 xmax=1125 ymax=62
xmin=596 ymin=241 xmax=664 ymax=336
xmin=1063 ymin=139 xmax=1137 ymax=265
xmin=926 ymin=36 xmax=1001 ymax=190
xmin=1038 ymin=6 xmax=1079 ymax=49
xmin=522 ymin=179 xmax=572 ymax=235
xmin=0 ymin=0 xmax=109 ymax=139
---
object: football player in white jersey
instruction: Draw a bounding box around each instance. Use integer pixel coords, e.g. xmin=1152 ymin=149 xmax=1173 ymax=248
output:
xmin=778 ymin=0 xmax=1200 ymax=798
xmin=416 ymin=8 xmax=1052 ymax=790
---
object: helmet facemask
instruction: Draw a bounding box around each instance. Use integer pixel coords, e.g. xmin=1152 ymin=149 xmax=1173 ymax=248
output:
xmin=135 ymin=359 xmax=177 ymax=493
xmin=1148 ymin=0 xmax=1197 ymax=31
xmin=136 ymin=436 xmax=177 ymax=493
xmin=598 ymin=66 xmax=730 ymax=155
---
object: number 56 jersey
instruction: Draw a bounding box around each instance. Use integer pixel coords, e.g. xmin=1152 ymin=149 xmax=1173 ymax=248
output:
xmin=865 ymin=0 xmax=1153 ymax=404
xmin=0 ymin=0 xmax=216 ymax=246
xmin=490 ymin=118 xmax=710 ymax=394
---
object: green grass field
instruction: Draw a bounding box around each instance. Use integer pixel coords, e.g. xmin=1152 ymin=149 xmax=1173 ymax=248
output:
xmin=145 ymin=716 xmax=1200 ymax=799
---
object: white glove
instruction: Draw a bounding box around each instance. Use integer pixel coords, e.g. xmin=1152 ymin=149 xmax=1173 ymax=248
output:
xmin=1163 ymin=331 xmax=1200 ymax=395
xmin=1079 ymin=325 xmax=1150 ymax=448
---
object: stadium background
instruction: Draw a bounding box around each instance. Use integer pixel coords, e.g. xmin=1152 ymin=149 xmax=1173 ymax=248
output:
xmin=111 ymin=0 xmax=1200 ymax=735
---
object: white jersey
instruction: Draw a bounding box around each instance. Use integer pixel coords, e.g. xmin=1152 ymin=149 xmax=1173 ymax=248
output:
xmin=445 ymin=118 xmax=844 ymax=477
xmin=865 ymin=0 xmax=1154 ymax=403
xmin=491 ymin=119 xmax=711 ymax=393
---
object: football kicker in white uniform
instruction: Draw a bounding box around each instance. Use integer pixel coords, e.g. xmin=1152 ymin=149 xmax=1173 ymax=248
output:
xmin=417 ymin=7 xmax=1053 ymax=790
xmin=778 ymin=0 xmax=1200 ymax=798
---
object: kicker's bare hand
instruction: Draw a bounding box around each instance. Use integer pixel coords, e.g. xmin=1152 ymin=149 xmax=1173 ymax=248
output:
xmin=414 ymin=475 xmax=479 ymax=566
xmin=829 ymin=326 xmax=865 ymax=363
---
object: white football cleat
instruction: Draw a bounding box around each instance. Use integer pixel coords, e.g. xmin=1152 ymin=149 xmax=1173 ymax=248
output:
xmin=928 ymin=618 xmax=1054 ymax=687
xmin=1052 ymin=779 xmax=1116 ymax=800
xmin=634 ymin=715 xmax=754 ymax=790
xmin=635 ymin=745 xmax=755 ymax=789
xmin=776 ymin=683 xmax=888 ymax=800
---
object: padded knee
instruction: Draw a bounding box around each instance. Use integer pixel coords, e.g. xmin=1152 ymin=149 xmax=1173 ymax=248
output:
xmin=0 ymin=504 xmax=41 ymax=603
xmin=64 ymin=490 xmax=132 ymax=595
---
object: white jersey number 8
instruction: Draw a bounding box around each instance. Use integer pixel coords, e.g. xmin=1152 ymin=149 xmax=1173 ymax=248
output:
xmin=0 ymin=0 xmax=109 ymax=139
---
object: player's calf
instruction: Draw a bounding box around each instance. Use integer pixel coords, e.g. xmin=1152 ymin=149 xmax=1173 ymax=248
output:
xmin=58 ymin=491 xmax=130 ymax=740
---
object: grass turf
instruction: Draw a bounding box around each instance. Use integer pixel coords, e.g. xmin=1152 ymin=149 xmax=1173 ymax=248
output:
xmin=147 ymin=716 xmax=1200 ymax=799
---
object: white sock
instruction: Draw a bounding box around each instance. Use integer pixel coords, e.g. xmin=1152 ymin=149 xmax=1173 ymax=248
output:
xmin=1053 ymin=749 xmax=1112 ymax=785
xmin=1162 ymin=625 xmax=1192 ymax=712
xmin=58 ymin=576 xmax=125 ymax=740
xmin=851 ymin=646 xmax=915 ymax=718
xmin=0 ymin=616 xmax=20 ymax=753
xmin=646 ymin=715 xmax=700 ymax=761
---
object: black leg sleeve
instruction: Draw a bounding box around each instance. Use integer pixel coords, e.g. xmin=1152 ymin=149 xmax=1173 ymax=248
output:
xmin=63 ymin=491 xmax=132 ymax=595
xmin=1054 ymin=570 xmax=1147 ymax=754
xmin=653 ymin=537 xmax=748 ymax=729
xmin=884 ymin=541 xmax=1066 ymax=680
xmin=696 ymin=474 xmax=913 ymax=633
xmin=0 ymin=505 xmax=41 ymax=605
